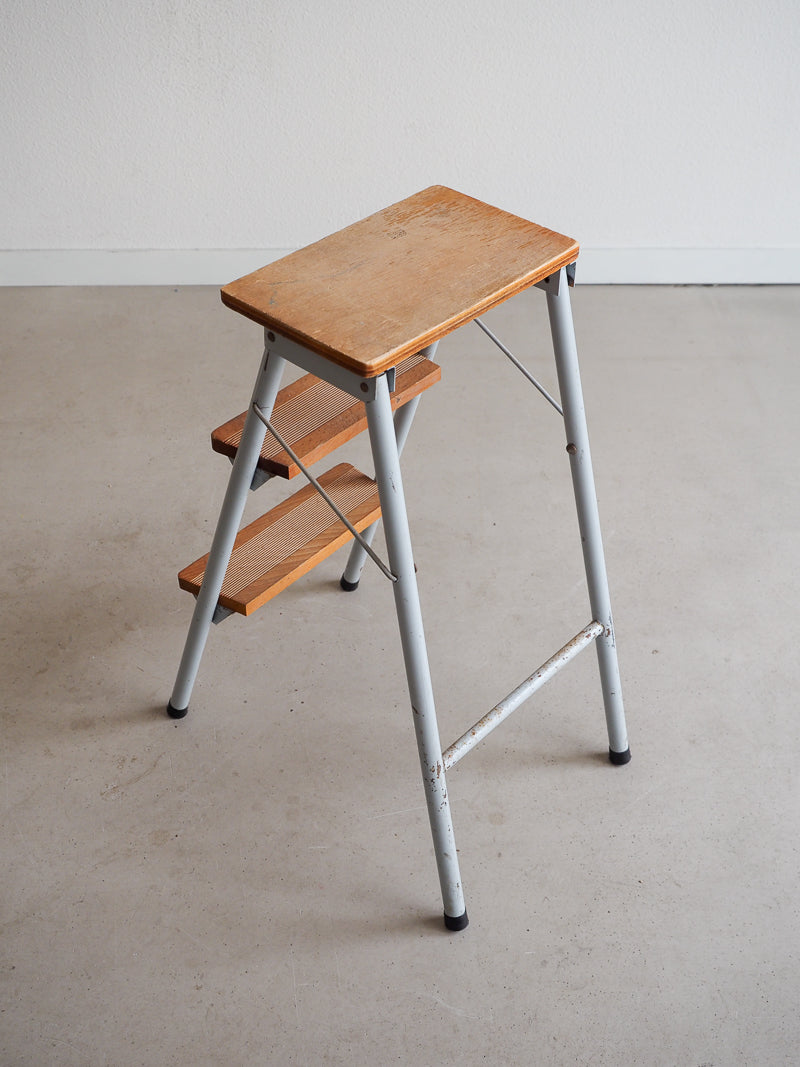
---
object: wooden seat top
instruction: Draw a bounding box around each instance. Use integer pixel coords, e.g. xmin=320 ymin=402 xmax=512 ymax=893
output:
xmin=221 ymin=185 xmax=578 ymax=378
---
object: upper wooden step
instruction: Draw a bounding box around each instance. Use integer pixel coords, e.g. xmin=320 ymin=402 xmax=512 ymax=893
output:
xmin=178 ymin=464 xmax=381 ymax=615
xmin=221 ymin=185 xmax=578 ymax=378
xmin=211 ymin=350 xmax=440 ymax=479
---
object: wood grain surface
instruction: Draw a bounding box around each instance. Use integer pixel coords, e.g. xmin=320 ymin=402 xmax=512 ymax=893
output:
xmin=221 ymin=186 xmax=578 ymax=377
xmin=178 ymin=464 xmax=381 ymax=614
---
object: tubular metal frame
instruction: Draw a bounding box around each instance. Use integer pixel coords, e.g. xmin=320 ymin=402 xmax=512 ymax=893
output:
xmin=167 ymin=266 xmax=629 ymax=929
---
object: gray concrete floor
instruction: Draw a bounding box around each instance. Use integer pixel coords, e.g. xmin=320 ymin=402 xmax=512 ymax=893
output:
xmin=2 ymin=283 xmax=798 ymax=1066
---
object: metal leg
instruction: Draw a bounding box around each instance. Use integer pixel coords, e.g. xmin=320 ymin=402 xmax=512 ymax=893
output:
xmin=167 ymin=342 xmax=287 ymax=717
xmin=341 ymin=342 xmax=437 ymax=591
xmin=365 ymin=374 xmax=468 ymax=930
xmin=546 ymin=270 xmax=631 ymax=763
xmin=340 ymin=394 xmax=422 ymax=589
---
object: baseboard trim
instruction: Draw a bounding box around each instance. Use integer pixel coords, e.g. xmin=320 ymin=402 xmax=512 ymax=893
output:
xmin=575 ymin=247 xmax=800 ymax=285
xmin=1 ymin=247 xmax=798 ymax=286
xmin=0 ymin=249 xmax=293 ymax=287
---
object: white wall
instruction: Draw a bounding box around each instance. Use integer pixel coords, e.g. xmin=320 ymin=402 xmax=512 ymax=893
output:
xmin=2 ymin=0 xmax=798 ymax=284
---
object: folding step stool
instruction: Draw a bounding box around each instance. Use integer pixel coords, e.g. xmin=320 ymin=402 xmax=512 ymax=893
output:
xmin=167 ymin=186 xmax=630 ymax=932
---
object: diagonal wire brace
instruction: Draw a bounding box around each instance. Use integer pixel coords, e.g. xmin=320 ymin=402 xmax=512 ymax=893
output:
xmin=474 ymin=317 xmax=563 ymax=415
xmin=251 ymin=402 xmax=397 ymax=582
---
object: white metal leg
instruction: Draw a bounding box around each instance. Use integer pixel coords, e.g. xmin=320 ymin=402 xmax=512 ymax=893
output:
xmin=340 ymin=394 xmax=422 ymax=589
xmin=545 ymin=270 xmax=630 ymax=762
xmin=167 ymin=345 xmax=287 ymax=717
xmin=341 ymin=342 xmax=437 ymax=591
xmin=366 ymin=374 xmax=468 ymax=929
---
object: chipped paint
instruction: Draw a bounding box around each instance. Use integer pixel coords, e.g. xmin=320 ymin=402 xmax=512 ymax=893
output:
xmin=442 ymin=621 xmax=603 ymax=770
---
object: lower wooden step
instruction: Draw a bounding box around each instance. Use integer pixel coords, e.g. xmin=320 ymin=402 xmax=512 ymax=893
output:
xmin=178 ymin=464 xmax=381 ymax=615
xmin=211 ymin=350 xmax=440 ymax=479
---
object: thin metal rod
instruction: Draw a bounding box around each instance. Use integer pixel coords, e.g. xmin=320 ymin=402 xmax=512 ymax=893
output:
xmin=474 ymin=316 xmax=563 ymax=415
xmin=252 ymin=401 xmax=397 ymax=583
xmin=443 ymin=622 xmax=603 ymax=770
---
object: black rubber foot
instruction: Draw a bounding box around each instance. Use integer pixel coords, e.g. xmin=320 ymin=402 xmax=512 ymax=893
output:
xmin=609 ymin=747 xmax=631 ymax=765
xmin=167 ymin=701 xmax=188 ymax=720
xmin=444 ymin=910 xmax=469 ymax=932
xmin=339 ymin=575 xmax=360 ymax=592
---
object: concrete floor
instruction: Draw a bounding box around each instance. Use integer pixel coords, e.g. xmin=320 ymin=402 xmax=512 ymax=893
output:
xmin=2 ymin=283 xmax=798 ymax=1065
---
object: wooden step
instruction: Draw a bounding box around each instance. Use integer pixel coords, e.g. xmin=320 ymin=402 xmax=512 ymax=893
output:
xmin=211 ymin=350 xmax=440 ymax=479
xmin=178 ymin=464 xmax=381 ymax=616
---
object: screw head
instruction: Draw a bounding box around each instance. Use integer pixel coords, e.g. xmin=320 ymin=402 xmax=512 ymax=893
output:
xmin=360 ymin=382 xmax=369 ymax=393
xmin=566 ymin=443 xmax=578 ymax=455
xmin=267 ymin=331 xmax=276 ymax=342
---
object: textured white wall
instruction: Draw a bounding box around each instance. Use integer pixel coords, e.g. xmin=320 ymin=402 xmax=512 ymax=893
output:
xmin=2 ymin=0 xmax=798 ymax=282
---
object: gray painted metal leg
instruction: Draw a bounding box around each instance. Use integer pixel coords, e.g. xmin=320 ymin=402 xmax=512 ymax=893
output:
xmin=366 ymin=374 xmax=468 ymax=929
xmin=168 ymin=344 xmax=287 ymax=717
xmin=340 ymin=394 xmax=422 ymax=589
xmin=546 ymin=271 xmax=630 ymax=762
xmin=341 ymin=342 xmax=437 ymax=591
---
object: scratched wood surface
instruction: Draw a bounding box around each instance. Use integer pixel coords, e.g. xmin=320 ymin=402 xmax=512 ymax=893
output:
xmin=221 ymin=186 xmax=579 ymax=377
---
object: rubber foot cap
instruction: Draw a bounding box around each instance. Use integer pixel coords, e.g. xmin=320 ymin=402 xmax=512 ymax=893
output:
xmin=609 ymin=747 xmax=631 ymax=765
xmin=339 ymin=576 xmax=360 ymax=592
xmin=444 ymin=910 xmax=469 ymax=932
xmin=167 ymin=701 xmax=188 ymax=720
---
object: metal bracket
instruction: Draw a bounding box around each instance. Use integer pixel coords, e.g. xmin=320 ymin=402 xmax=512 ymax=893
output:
xmin=249 ymin=467 xmax=271 ymax=491
xmin=535 ymin=272 xmax=559 ymax=295
xmin=535 ymin=263 xmax=576 ymax=295
xmin=264 ymin=327 xmax=380 ymax=401
xmin=227 ymin=455 xmax=272 ymax=492
xmin=211 ymin=603 xmax=233 ymax=625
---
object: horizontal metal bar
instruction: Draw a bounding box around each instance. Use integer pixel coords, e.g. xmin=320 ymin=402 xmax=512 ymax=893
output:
xmin=473 ymin=317 xmax=563 ymax=415
xmin=264 ymin=328 xmax=378 ymax=400
xmin=442 ymin=621 xmax=604 ymax=770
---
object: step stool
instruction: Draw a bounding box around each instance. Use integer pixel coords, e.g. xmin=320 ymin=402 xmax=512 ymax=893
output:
xmin=167 ymin=185 xmax=630 ymax=932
